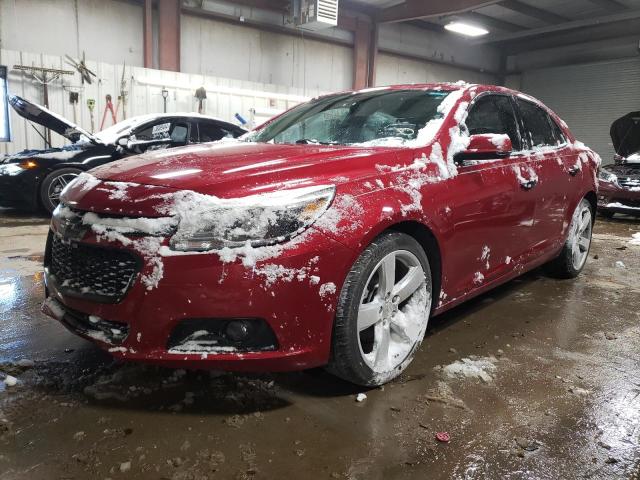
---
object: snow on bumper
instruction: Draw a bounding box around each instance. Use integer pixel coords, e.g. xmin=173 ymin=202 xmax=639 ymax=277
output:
xmin=598 ymin=181 xmax=640 ymax=213
xmin=43 ymin=227 xmax=354 ymax=371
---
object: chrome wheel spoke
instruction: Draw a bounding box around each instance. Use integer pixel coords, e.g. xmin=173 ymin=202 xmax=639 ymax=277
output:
xmin=390 ymin=319 xmax=411 ymax=343
xmin=358 ymin=301 xmax=382 ymax=332
xmin=379 ymin=254 xmax=396 ymax=298
xmin=578 ymin=236 xmax=590 ymax=251
xmin=374 ymin=324 xmax=391 ymax=368
xmin=392 ymin=266 xmax=424 ymax=304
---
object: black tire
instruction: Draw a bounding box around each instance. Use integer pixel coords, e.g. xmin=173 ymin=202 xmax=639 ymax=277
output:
xmin=327 ymin=231 xmax=433 ymax=386
xmin=39 ymin=168 xmax=82 ymax=214
xmin=599 ymin=209 xmax=615 ymax=219
xmin=545 ymin=198 xmax=594 ymax=279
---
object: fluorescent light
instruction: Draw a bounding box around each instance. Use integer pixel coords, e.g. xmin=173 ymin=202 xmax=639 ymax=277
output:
xmin=444 ymin=22 xmax=489 ymax=37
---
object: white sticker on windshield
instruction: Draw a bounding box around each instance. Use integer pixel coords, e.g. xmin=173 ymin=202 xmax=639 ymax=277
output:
xmin=152 ymin=122 xmax=171 ymax=137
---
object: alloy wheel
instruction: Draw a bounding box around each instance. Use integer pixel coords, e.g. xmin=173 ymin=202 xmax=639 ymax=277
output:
xmin=47 ymin=173 xmax=78 ymax=206
xmin=570 ymin=204 xmax=592 ymax=271
xmin=357 ymin=250 xmax=430 ymax=373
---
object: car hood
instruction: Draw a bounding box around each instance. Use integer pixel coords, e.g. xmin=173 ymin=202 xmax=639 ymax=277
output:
xmin=9 ymin=95 xmax=99 ymax=144
xmin=89 ymin=141 xmax=399 ymax=198
xmin=610 ymin=111 xmax=640 ymax=159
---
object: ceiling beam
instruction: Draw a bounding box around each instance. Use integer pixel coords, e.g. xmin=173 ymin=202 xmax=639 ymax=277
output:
xmin=499 ymin=0 xmax=569 ymax=24
xmin=376 ymin=0 xmax=502 ymax=23
xmin=475 ymin=8 xmax=640 ymax=44
xmin=585 ymin=0 xmax=629 ymax=11
xmin=462 ymin=11 xmax=524 ymax=32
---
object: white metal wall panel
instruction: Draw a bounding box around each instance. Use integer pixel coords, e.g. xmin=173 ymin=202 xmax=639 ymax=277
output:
xmin=0 ymin=48 xmax=323 ymax=156
xmin=520 ymin=58 xmax=640 ymax=164
xmin=375 ymin=52 xmax=498 ymax=87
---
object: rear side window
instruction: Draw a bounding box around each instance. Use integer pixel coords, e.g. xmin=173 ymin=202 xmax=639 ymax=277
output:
xmin=199 ymin=121 xmax=234 ymax=142
xmin=465 ymin=95 xmax=522 ymax=151
xmin=517 ymin=99 xmax=562 ymax=148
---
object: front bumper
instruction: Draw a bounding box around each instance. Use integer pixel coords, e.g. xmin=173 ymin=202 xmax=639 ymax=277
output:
xmin=598 ymin=181 xmax=640 ymax=215
xmin=42 ymin=228 xmax=355 ymax=371
xmin=0 ymin=167 xmax=41 ymax=210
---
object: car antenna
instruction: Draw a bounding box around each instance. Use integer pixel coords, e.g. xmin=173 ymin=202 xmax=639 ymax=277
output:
xmin=12 ymin=64 xmax=75 ymax=148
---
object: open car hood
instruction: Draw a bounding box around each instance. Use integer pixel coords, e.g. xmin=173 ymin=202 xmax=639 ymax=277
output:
xmin=9 ymin=95 xmax=99 ymax=144
xmin=610 ymin=111 xmax=640 ymax=159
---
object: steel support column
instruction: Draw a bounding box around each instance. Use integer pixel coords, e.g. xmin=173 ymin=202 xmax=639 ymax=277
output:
xmin=158 ymin=0 xmax=180 ymax=72
xmin=353 ymin=19 xmax=377 ymax=90
xmin=143 ymin=0 xmax=153 ymax=68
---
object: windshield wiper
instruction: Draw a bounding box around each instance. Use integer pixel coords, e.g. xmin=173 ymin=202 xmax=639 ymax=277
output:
xmin=294 ymin=139 xmax=339 ymax=145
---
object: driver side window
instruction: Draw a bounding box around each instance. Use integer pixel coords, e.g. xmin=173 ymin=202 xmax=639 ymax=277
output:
xmin=465 ymin=95 xmax=522 ymax=151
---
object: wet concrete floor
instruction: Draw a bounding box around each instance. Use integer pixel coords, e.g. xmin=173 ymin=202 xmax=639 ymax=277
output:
xmin=0 ymin=208 xmax=639 ymax=479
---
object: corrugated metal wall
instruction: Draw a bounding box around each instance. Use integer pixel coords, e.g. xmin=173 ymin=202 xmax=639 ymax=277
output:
xmin=519 ymin=58 xmax=640 ymax=164
xmin=1 ymin=48 xmax=321 ymax=156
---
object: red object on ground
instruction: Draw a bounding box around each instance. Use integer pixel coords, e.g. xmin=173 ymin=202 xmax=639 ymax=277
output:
xmin=436 ymin=432 xmax=450 ymax=443
xmin=42 ymin=83 xmax=599 ymax=373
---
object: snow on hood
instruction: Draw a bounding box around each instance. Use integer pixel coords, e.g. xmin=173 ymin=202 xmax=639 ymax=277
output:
xmin=88 ymin=141 xmax=396 ymax=198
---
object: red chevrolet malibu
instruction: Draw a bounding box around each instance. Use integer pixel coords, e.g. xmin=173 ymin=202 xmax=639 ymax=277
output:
xmin=42 ymin=83 xmax=600 ymax=386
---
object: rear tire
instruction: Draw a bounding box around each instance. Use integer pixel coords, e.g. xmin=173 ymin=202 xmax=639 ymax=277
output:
xmin=545 ymin=198 xmax=593 ymax=279
xmin=327 ymin=232 xmax=432 ymax=386
xmin=40 ymin=168 xmax=82 ymax=214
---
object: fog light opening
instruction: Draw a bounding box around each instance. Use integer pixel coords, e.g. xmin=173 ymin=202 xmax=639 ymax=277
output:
xmin=225 ymin=320 xmax=253 ymax=342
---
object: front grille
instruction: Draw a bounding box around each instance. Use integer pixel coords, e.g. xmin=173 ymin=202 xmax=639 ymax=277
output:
xmin=59 ymin=302 xmax=129 ymax=345
xmin=47 ymin=233 xmax=140 ymax=303
xmin=619 ymin=179 xmax=640 ymax=190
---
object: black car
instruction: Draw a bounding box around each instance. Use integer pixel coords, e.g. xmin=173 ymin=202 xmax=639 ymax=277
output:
xmin=597 ymin=111 xmax=640 ymax=217
xmin=0 ymin=95 xmax=246 ymax=213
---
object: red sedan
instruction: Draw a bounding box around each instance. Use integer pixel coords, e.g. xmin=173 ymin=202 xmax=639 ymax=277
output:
xmin=42 ymin=83 xmax=600 ymax=386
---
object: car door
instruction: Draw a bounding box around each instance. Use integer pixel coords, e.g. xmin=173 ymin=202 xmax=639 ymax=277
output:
xmin=515 ymin=98 xmax=572 ymax=255
xmin=442 ymin=93 xmax=537 ymax=299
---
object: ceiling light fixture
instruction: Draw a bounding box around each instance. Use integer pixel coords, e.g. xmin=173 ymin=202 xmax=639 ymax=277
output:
xmin=444 ymin=21 xmax=489 ymax=37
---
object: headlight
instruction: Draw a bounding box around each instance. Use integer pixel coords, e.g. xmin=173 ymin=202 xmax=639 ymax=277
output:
xmin=597 ymin=169 xmax=618 ymax=185
xmin=169 ymin=184 xmax=335 ymax=251
xmin=0 ymin=159 xmax=38 ymax=176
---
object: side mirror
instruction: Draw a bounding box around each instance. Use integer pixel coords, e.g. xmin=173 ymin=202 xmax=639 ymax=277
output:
xmin=454 ymin=134 xmax=513 ymax=165
xmin=116 ymin=136 xmax=129 ymax=147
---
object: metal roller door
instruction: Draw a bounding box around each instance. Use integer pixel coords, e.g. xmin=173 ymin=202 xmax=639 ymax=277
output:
xmin=519 ymin=58 xmax=640 ymax=165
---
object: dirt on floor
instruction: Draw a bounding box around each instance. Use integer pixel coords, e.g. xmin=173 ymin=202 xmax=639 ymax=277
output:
xmin=0 ymin=209 xmax=639 ymax=480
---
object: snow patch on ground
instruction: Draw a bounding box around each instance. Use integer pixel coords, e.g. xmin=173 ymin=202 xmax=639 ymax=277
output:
xmin=442 ymin=356 xmax=498 ymax=383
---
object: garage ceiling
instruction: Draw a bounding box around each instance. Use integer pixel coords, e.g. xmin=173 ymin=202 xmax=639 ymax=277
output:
xmin=350 ymin=0 xmax=640 ymax=53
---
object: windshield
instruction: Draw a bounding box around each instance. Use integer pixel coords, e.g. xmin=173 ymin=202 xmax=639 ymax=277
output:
xmin=247 ymin=89 xmax=452 ymax=146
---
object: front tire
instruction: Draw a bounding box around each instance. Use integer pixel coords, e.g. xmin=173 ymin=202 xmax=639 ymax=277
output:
xmin=327 ymin=232 xmax=432 ymax=386
xmin=40 ymin=168 xmax=82 ymax=213
xmin=545 ymin=198 xmax=594 ymax=279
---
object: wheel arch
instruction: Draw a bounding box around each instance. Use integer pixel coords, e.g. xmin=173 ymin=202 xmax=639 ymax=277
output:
xmin=384 ymin=220 xmax=443 ymax=313
xmin=584 ymin=190 xmax=597 ymax=218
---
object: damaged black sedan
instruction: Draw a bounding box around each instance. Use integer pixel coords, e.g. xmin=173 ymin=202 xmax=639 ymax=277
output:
xmin=598 ymin=111 xmax=640 ymax=217
xmin=0 ymin=95 xmax=246 ymax=213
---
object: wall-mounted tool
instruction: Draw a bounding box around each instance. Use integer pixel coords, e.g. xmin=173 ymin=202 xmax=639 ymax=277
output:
xmin=100 ymin=94 xmax=116 ymax=130
xmin=12 ymin=64 xmax=74 ymax=146
xmin=115 ymin=63 xmax=128 ymax=120
xmin=65 ymin=52 xmax=97 ymax=85
xmin=161 ymin=88 xmax=169 ymax=113
xmin=195 ymin=86 xmax=206 ymax=114
xmin=69 ymin=91 xmax=79 ymax=124
xmin=87 ymin=98 xmax=96 ymax=133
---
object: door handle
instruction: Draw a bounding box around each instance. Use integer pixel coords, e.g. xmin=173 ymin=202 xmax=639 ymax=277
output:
xmin=568 ymin=165 xmax=580 ymax=176
xmin=520 ymin=179 xmax=538 ymax=190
